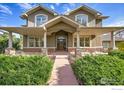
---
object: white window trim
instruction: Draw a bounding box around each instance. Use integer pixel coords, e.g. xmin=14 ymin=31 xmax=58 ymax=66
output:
xmin=35 ymin=14 xmax=48 ymax=27
xmin=73 ymin=35 xmax=91 ymax=47
xmin=75 ymin=14 xmax=88 ymax=26
xmin=27 ymin=36 xmax=44 ymax=48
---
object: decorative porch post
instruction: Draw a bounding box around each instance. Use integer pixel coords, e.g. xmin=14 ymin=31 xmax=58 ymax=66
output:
xmin=44 ymin=31 xmax=47 ymax=48
xmin=76 ymin=28 xmax=80 ymax=57
xmin=5 ymin=32 xmax=15 ymax=55
xmin=72 ymin=33 xmax=74 ymax=47
xmin=43 ymin=26 xmax=47 ymax=55
xmin=77 ymin=31 xmax=80 ymax=48
xmin=111 ymin=31 xmax=116 ymax=50
xmin=8 ymin=32 xmax=12 ymax=48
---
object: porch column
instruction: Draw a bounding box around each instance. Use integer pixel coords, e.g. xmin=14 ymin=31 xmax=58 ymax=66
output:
xmin=75 ymin=28 xmax=81 ymax=57
xmin=5 ymin=32 xmax=15 ymax=55
xmin=76 ymin=31 xmax=80 ymax=48
xmin=8 ymin=32 xmax=12 ymax=48
xmin=44 ymin=31 xmax=47 ymax=48
xmin=72 ymin=33 xmax=74 ymax=47
xmin=43 ymin=26 xmax=47 ymax=55
xmin=111 ymin=31 xmax=116 ymax=49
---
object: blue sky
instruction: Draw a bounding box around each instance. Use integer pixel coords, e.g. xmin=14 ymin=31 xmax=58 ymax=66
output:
xmin=0 ymin=3 xmax=124 ymax=27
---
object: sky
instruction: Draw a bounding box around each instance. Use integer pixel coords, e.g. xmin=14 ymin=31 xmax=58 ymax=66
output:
xmin=1 ymin=3 xmax=124 ymax=27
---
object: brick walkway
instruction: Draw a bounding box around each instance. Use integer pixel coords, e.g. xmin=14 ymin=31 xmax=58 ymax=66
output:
xmin=48 ymin=52 xmax=78 ymax=85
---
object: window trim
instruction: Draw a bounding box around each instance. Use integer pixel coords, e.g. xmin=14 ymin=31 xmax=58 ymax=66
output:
xmin=75 ymin=14 xmax=88 ymax=26
xmin=27 ymin=36 xmax=44 ymax=48
xmin=35 ymin=14 xmax=48 ymax=27
xmin=73 ymin=35 xmax=91 ymax=47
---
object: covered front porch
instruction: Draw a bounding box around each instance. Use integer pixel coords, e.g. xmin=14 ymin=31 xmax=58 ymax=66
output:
xmin=1 ymin=26 xmax=124 ymax=55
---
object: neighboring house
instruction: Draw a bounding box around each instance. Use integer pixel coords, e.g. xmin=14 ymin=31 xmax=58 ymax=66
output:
xmin=0 ymin=5 xmax=124 ymax=54
xmin=102 ymin=31 xmax=124 ymax=48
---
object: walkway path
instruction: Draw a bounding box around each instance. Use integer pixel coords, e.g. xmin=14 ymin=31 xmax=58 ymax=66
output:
xmin=48 ymin=52 xmax=78 ymax=85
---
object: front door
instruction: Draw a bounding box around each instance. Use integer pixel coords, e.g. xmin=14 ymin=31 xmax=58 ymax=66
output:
xmin=57 ymin=36 xmax=66 ymax=50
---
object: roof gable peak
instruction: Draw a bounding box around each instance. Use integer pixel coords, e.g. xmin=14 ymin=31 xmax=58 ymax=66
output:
xmin=21 ymin=5 xmax=58 ymax=19
xmin=65 ymin=4 xmax=102 ymax=16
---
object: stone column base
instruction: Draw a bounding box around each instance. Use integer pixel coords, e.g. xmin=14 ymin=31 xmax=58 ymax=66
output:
xmin=42 ymin=48 xmax=47 ymax=55
xmin=75 ymin=48 xmax=81 ymax=58
xmin=5 ymin=48 xmax=15 ymax=55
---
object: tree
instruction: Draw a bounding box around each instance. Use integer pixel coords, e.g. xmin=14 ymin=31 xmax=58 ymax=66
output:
xmin=0 ymin=32 xmax=22 ymax=53
xmin=0 ymin=32 xmax=8 ymax=53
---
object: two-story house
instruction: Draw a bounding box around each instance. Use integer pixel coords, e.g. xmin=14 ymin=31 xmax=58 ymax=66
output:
xmin=0 ymin=5 xmax=124 ymax=55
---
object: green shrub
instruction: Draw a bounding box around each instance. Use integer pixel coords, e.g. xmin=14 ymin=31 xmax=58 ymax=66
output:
xmin=108 ymin=50 xmax=124 ymax=59
xmin=0 ymin=55 xmax=53 ymax=85
xmin=117 ymin=42 xmax=124 ymax=51
xmin=72 ymin=55 xmax=124 ymax=85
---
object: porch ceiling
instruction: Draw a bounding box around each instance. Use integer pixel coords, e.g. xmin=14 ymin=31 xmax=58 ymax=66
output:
xmin=78 ymin=27 xmax=124 ymax=35
xmin=0 ymin=27 xmax=45 ymax=36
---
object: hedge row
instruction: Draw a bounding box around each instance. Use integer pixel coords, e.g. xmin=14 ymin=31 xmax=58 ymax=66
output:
xmin=108 ymin=50 xmax=124 ymax=60
xmin=0 ymin=55 xmax=53 ymax=85
xmin=72 ymin=55 xmax=124 ymax=85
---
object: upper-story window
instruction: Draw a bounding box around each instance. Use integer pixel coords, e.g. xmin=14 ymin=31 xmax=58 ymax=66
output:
xmin=35 ymin=14 xmax=48 ymax=27
xmin=75 ymin=14 xmax=88 ymax=26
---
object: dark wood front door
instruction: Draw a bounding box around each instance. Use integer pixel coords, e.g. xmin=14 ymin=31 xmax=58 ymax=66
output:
xmin=57 ymin=38 xmax=66 ymax=50
xmin=56 ymin=30 xmax=68 ymax=51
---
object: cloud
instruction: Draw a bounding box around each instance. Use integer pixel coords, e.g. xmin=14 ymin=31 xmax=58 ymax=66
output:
xmin=69 ymin=3 xmax=77 ymax=7
xmin=0 ymin=24 xmax=8 ymax=27
xmin=62 ymin=4 xmax=72 ymax=14
xmin=0 ymin=17 xmax=6 ymax=22
xmin=104 ymin=20 xmax=124 ymax=27
xmin=50 ymin=5 xmax=55 ymax=10
xmin=17 ymin=3 xmax=34 ymax=10
xmin=0 ymin=4 xmax=12 ymax=15
xmin=55 ymin=3 xmax=60 ymax=6
xmin=67 ymin=8 xmax=71 ymax=12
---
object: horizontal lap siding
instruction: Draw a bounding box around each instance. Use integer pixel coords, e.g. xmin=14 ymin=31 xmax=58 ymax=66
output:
xmin=23 ymin=35 xmax=28 ymax=47
xmin=47 ymin=33 xmax=56 ymax=47
xmin=91 ymin=35 xmax=102 ymax=47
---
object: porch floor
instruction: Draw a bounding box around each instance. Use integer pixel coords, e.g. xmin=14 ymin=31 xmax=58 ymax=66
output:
xmin=48 ymin=51 xmax=78 ymax=85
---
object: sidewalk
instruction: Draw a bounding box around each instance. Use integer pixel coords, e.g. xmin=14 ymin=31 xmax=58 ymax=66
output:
xmin=48 ymin=52 xmax=78 ymax=85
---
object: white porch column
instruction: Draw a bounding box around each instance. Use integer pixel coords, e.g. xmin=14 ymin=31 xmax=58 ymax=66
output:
xmin=44 ymin=31 xmax=47 ymax=48
xmin=75 ymin=28 xmax=81 ymax=57
xmin=72 ymin=33 xmax=74 ymax=47
xmin=8 ymin=32 xmax=12 ymax=48
xmin=43 ymin=26 xmax=47 ymax=55
xmin=111 ymin=31 xmax=116 ymax=49
xmin=76 ymin=31 xmax=80 ymax=48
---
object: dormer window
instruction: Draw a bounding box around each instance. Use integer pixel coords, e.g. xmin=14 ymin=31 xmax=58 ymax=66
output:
xmin=35 ymin=14 xmax=48 ymax=27
xmin=75 ymin=14 xmax=88 ymax=26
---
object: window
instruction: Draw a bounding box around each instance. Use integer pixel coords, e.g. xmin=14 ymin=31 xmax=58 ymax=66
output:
xmin=35 ymin=14 xmax=48 ymax=27
xmin=103 ymin=42 xmax=110 ymax=48
xmin=28 ymin=36 xmax=44 ymax=47
xmin=74 ymin=36 xmax=90 ymax=47
xmin=29 ymin=37 xmax=34 ymax=47
xmin=75 ymin=14 xmax=88 ymax=26
xmin=80 ymin=36 xmax=90 ymax=47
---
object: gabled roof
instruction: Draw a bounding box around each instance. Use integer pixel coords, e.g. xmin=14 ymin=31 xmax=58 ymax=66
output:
xmin=65 ymin=5 xmax=102 ymax=16
xmin=40 ymin=15 xmax=81 ymax=28
xmin=65 ymin=5 xmax=109 ymax=19
xmin=21 ymin=5 xmax=58 ymax=19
